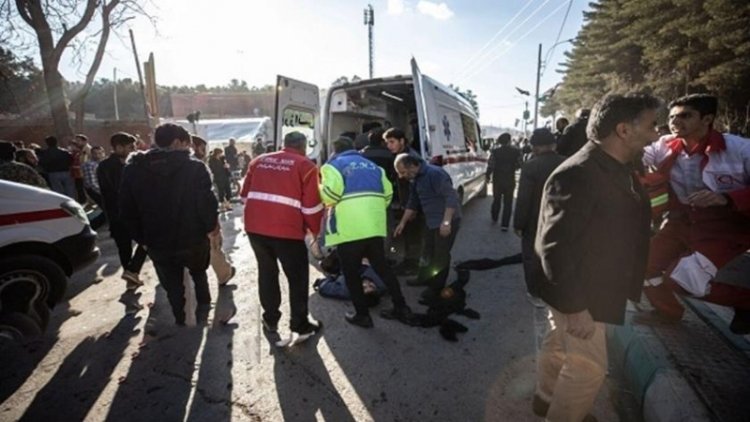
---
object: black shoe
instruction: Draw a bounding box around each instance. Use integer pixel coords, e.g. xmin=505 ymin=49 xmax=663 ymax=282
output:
xmin=380 ymin=305 xmax=413 ymax=322
xmin=532 ymin=394 xmax=598 ymax=421
xmin=730 ymin=309 xmax=750 ymax=335
xmin=295 ymin=319 xmax=322 ymax=336
xmin=345 ymin=312 xmax=373 ymax=328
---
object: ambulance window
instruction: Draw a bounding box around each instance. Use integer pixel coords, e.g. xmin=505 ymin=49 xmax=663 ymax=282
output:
xmin=281 ymin=108 xmax=316 ymax=154
xmin=461 ymin=113 xmax=479 ymax=153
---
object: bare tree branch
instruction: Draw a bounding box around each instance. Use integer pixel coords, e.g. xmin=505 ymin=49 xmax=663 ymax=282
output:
xmin=51 ymin=0 xmax=97 ymax=64
xmin=70 ymin=0 xmax=119 ymax=105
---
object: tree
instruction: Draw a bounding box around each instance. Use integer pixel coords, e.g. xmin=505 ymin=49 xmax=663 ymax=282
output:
xmin=0 ymin=47 xmax=45 ymax=115
xmin=6 ymin=0 xmax=151 ymax=139
xmin=449 ymin=84 xmax=480 ymax=118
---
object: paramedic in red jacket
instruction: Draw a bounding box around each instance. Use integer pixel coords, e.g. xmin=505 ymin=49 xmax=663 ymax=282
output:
xmin=641 ymin=94 xmax=750 ymax=334
xmin=241 ymin=131 xmax=324 ymax=342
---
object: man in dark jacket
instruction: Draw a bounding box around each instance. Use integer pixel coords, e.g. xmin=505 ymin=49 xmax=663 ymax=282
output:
xmin=512 ymin=128 xmax=565 ymax=306
xmin=120 ymin=124 xmax=219 ymax=325
xmin=38 ymin=136 xmax=75 ymax=198
xmin=532 ymin=94 xmax=657 ymax=421
xmin=556 ymin=108 xmax=590 ymax=157
xmin=97 ymin=133 xmax=148 ymax=290
xmin=486 ymin=132 xmax=521 ymax=229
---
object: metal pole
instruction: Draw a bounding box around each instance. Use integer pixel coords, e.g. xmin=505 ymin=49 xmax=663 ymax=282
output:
xmin=129 ymin=29 xmax=150 ymax=123
xmin=534 ymin=43 xmax=541 ymax=129
xmin=364 ymin=4 xmax=374 ymax=79
xmin=113 ymin=68 xmax=119 ymax=120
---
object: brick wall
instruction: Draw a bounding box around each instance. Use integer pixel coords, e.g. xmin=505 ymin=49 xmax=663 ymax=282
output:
xmin=0 ymin=119 xmax=153 ymax=151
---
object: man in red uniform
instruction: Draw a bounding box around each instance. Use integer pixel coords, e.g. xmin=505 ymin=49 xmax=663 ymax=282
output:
xmin=641 ymin=94 xmax=750 ymax=334
xmin=240 ymin=131 xmax=324 ymax=343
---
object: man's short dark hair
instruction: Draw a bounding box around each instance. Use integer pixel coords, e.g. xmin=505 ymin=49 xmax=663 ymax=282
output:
xmin=668 ymin=94 xmax=718 ymax=118
xmin=383 ymin=127 xmax=406 ymax=140
xmin=15 ymin=148 xmax=33 ymax=164
xmin=91 ymin=145 xmax=104 ymax=152
xmin=192 ymin=135 xmax=207 ymax=147
xmin=110 ymin=132 xmax=137 ymax=148
xmin=497 ymin=133 xmax=511 ymax=145
xmin=368 ymin=127 xmax=386 ymax=147
xmin=44 ymin=136 xmax=58 ymax=148
xmin=75 ymin=134 xmax=88 ymax=142
xmin=332 ymin=136 xmax=354 ymax=154
xmin=154 ymin=123 xmax=190 ymax=148
xmin=587 ymin=93 xmax=662 ymax=141
xmin=283 ymin=131 xmax=307 ymax=149
xmin=0 ymin=140 xmax=16 ymax=160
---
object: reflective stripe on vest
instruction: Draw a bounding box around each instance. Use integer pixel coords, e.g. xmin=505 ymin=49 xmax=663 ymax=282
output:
xmin=246 ymin=191 xmax=322 ymax=215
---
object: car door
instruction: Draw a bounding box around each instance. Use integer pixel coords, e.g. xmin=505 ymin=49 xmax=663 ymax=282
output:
xmin=274 ymin=75 xmax=321 ymax=160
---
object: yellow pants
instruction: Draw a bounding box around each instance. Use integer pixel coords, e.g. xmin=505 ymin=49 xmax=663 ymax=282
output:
xmin=536 ymin=307 xmax=607 ymax=422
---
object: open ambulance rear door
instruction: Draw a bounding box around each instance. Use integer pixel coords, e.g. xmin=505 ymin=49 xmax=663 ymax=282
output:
xmin=274 ymin=75 xmax=321 ymax=161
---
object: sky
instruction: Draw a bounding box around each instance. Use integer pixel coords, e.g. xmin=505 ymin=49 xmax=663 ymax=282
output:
xmin=54 ymin=0 xmax=589 ymax=128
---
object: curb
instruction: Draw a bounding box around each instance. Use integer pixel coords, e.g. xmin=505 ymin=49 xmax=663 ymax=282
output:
xmin=607 ymin=309 xmax=712 ymax=422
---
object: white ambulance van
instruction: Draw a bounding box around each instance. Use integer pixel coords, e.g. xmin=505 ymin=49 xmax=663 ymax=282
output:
xmin=0 ymin=180 xmax=99 ymax=339
xmin=273 ymin=58 xmax=490 ymax=204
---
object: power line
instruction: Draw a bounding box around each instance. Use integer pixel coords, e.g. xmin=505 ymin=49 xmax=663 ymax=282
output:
xmin=455 ymin=0 xmax=552 ymax=81
xmin=541 ymin=0 xmax=573 ymax=78
xmin=458 ymin=1 xmax=571 ymax=84
xmin=453 ymin=0 xmax=539 ymax=80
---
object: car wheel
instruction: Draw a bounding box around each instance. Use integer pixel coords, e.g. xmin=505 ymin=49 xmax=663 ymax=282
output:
xmin=0 ymin=255 xmax=67 ymax=310
xmin=0 ymin=312 xmax=42 ymax=341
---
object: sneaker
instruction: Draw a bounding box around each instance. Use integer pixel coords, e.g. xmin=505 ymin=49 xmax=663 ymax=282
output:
xmin=345 ymin=312 xmax=373 ymax=328
xmin=122 ymin=271 xmax=143 ymax=290
xmin=291 ymin=320 xmax=322 ymax=344
xmin=730 ymin=309 xmax=750 ymax=335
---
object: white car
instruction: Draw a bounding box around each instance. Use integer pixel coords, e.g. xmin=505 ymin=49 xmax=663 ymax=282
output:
xmin=0 ymin=180 xmax=99 ymax=339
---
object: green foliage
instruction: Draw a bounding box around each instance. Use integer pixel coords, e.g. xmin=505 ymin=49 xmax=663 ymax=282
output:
xmin=449 ymin=84 xmax=480 ymax=118
xmin=548 ymin=0 xmax=750 ymax=133
xmin=0 ymin=48 xmax=46 ymax=115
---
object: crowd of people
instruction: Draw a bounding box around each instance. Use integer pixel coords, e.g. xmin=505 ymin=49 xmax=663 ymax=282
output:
xmin=1 ymin=91 xmax=748 ymax=421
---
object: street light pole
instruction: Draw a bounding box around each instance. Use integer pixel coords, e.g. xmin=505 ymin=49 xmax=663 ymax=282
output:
xmin=363 ymin=5 xmax=374 ymax=79
xmin=533 ymin=43 xmax=542 ymax=129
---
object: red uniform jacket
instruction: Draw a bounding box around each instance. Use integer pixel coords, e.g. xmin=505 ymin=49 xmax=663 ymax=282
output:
xmin=240 ymin=148 xmax=323 ymax=240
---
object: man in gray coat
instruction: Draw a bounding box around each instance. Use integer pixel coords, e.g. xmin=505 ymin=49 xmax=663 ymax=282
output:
xmin=533 ymin=93 xmax=657 ymax=421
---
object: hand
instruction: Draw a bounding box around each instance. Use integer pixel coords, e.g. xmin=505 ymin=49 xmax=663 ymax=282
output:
xmin=439 ymin=223 xmax=452 ymax=237
xmin=514 ymin=229 xmax=523 ymax=238
xmin=687 ymin=190 xmax=728 ymax=208
xmin=394 ymin=222 xmax=406 ymax=237
xmin=566 ymin=310 xmax=595 ymax=340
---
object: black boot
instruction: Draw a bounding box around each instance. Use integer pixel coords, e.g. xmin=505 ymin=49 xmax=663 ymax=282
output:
xmin=345 ymin=312 xmax=373 ymax=328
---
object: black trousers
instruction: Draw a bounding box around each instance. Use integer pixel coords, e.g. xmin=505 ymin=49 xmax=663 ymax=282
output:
xmin=491 ymin=182 xmax=515 ymax=227
xmin=215 ymin=180 xmax=231 ymax=202
xmin=110 ymin=221 xmax=148 ymax=274
xmin=337 ymin=236 xmax=407 ymax=316
xmin=521 ymin=231 xmax=544 ymax=297
xmin=148 ymin=241 xmax=211 ymax=324
xmin=248 ymin=233 xmax=310 ymax=332
xmin=418 ymin=220 xmax=461 ymax=292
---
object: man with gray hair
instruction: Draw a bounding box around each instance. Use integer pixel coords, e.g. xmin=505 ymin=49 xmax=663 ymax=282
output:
xmin=533 ymin=93 xmax=657 ymax=421
xmin=241 ymin=131 xmax=324 ymax=344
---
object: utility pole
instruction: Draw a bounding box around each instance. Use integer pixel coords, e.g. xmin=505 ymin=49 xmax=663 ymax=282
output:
xmin=363 ymin=4 xmax=374 ymax=79
xmin=129 ymin=29 xmax=150 ymax=123
xmin=534 ymin=43 xmax=542 ymax=129
xmin=113 ymin=68 xmax=119 ymax=120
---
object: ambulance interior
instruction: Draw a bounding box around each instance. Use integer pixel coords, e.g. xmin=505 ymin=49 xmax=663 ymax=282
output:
xmin=326 ymin=79 xmax=486 ymax=159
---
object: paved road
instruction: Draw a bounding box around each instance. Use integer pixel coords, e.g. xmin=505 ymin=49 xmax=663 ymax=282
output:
xmin=0 ymin=196 xmax=624 ymax=421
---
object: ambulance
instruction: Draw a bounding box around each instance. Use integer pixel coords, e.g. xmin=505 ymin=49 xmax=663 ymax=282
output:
xmin=273 ymin=58 xmax=490 ymax=204
xmin=0 ymin=180 xmax=99 ymax=339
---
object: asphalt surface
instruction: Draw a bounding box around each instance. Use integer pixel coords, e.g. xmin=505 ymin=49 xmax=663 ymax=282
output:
xmin=0 ymin=196 xmax=625 ymax=421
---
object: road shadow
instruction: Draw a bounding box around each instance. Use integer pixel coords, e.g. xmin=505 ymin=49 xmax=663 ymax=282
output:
xmin=104 ymin=284 xmax=204 ymax=422
xmin=272 ymin=329 xmax=357 ymax=422
xmin=185 ymin=283 xmax=238 ymax=421
xmin=18 ymin=314 xmax=141 ymax=421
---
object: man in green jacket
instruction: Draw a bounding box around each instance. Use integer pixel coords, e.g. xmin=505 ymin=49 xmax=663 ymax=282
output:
xmin=320 ymin=137 xmax=413 ymax=328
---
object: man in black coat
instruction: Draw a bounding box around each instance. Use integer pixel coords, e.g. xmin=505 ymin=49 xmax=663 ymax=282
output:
xmin=512 ymin=128 xmax=565 ymax=305
xmin=120 ymin=123 xmax=219 ymax=325
xmin=533 ymin=94 xmax=657 ymax=421
xmin=97 ymin=133 xmax=148 ymax=290
xmin=486 ymin=132 xmax=521 ymax=229
xmin=556 ymin=108 xmax=590 ymax=157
